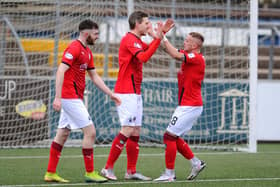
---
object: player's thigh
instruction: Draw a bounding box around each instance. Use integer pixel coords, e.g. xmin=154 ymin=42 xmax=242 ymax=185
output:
xmin=116 ymin=94 xmax=143 ymax=126
xmin=59 ymin=99 xmax=93 ymax=129
xmin=166 ymin=106 xmax=203 ymax=136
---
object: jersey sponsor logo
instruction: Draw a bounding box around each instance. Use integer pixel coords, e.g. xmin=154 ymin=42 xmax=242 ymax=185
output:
xmin=80 ymin=63 xmax=88 ymax=70
xmin=65 ymin=52 xmax=73 ymax=60
xmin=134 ymin=42 xmax=142 ymax=49
xmin=187 ymin=53 xmax=195 ymax=58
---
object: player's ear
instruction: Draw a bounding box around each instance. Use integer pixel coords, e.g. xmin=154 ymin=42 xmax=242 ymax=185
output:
xmin=193 ymin=41 xmax=200 ymax=49
xmin=135 ymin=20 xmax=142 ymax=27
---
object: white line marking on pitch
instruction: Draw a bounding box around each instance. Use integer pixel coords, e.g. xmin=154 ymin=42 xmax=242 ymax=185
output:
xmin=0 ymin=153 xmax=163 ymax=159
xmin=1 ymin=177 xmax=280 ymax=187
xmin=0 ymin=151 xmax=280 ymax=160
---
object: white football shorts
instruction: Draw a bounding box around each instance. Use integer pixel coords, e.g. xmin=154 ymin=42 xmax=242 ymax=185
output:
xmin=115 ymin=93 xmax=143 ymax=126
xmin=166 ymin=106 xmax=203 ymax=136
xmin=58 ymin=99 xmax=93 ymax=130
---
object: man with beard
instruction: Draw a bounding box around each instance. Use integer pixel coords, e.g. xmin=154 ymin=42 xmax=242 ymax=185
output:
xmin=44 ymin=19 xmax=121 ymax=183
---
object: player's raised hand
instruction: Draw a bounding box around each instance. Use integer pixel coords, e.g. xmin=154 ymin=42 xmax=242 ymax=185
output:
xmin=110 ymin=93 xmax=122 ymax=106
xmin=147 ymin=21 xmax=157 ymax=39
xmin=53 ymin=97 xmax=62 ymax=111
xmin=163 ymin=18 xmax=175 ymax=34
xmin=155 ymin=21 xmax=164 ymax=39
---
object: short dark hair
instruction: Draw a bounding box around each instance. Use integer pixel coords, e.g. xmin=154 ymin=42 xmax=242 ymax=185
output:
xmin=128 ymin=11 xmax=148 ymax=30
xmin=79 ymin=19 xmax=98 ymax=31
xmin=189 ymin=32 xmax=204 ymax=43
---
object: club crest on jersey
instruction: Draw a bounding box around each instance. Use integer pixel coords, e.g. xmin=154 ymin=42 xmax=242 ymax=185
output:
xmin=134 ymin=42 xmax=142 ymax=49
xmin=80 ymin=63 xmax=88 ymax=70
xmin=65 ymin=52 xmax=73 ymax=60
xmin=187 ymin=53 xmax=195 ymax=58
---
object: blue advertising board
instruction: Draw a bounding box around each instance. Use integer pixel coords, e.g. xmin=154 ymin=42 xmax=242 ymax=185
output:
xmin=49 ymin=79 xmax=249 ymax=144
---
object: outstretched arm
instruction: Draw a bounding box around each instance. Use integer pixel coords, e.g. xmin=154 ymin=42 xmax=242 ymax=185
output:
xmin=135 ymin=21 xmax=164 ymax=63
xmin=162 ymin=36 xmax=184 ymax=61
xmin=137 ymin=20 xmax=175 ymax=63
xmin=88 ymin=69 xmax=121 ymax=106
xmin=136 ymin=38 xmax=161 ymax=63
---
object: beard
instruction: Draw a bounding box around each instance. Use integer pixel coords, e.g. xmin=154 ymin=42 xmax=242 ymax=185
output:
xmin=140 ymin=32 xmax=146 ymax=36
xmin=86 ymin=36 xmax=94 ymax=45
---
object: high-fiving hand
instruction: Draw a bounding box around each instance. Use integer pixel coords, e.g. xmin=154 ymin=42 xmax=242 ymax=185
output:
xmin=162 ymin=19 xmax=175 ymax=34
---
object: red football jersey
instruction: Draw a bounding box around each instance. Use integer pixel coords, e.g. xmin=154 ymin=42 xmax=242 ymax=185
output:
xmin=114 ymin=32 xmax=148 ymax=94
xmin=177 ymin=50 xmax=205 ymax=106
xmin=61 ymin=40 xmax=95 ymax=99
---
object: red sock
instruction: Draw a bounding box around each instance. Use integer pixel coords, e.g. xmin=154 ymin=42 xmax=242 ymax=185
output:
xmin=82 ymin=148 xmax=94 ymax=172
xmin=126 ymin=136 xmax=139 ymax=174
xmin=47 ymin=141 xmax=63 ymax=173
xmin=105 ymin=133 xmax=127 ymax=169
xmin=163 ymin=132 xmax=177 ymax=169
xmin=176 ymin=137 xmax=194 ymax=160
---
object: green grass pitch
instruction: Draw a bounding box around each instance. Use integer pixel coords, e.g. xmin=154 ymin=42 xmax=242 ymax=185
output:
xmin=0 ymin=143 xmax=280 ymax=187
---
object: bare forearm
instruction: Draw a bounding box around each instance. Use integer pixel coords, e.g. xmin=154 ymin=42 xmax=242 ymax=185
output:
xmin=55 ymin=69 xmax=65 ymax=98
xmin=91 ymin=73 xmax=113 ymax=96
xmin=88 ymin=69 xmax=121 ymax=106
xmin=162 ymin=37 xmax=183 ymax=60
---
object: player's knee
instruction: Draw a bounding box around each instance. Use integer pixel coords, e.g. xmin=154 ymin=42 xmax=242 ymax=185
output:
xmin=120 ymin=126 xmax=135 ymax=137
xmin=82 ymin=124 xmax=96 ymax=140
xmin=132 ymin=126 xmax=141 ymax=136
xmin=56 ymin=128 xmax=70 ymax=139
xmin=163 ymin=131 xmax=178 ymax=141
xmin=85 ymin=131 xmax=96 ymax=141
xmin=54 ymin=131 xmax=69 ymax=145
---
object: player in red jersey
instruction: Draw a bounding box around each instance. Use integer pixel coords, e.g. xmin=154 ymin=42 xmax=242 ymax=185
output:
xmin=154 ymin=32 xmax=206 ymax=182
xmin=101 ymin=11 xmax=174 ymax=181
xmin=44 ymin=19 xmax=121 ymax=183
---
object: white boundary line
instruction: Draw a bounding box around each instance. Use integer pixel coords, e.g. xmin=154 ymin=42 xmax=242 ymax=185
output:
xmin=2 ymin=177 xmax=280 ymax=187
xmin=0 ymin=153 xmax=163 ymax=160
xmin=1 ymin=151 xmax=280 ymax=160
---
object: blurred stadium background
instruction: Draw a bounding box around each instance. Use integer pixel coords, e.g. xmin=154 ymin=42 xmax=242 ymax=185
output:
xmin=0 ymin=0 xmax=280 ymax=186
xmin=0 ymin=0 xmax=279 ymax=150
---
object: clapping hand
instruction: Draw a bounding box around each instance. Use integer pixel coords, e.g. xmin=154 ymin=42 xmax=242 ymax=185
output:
xmin=162 ymin=18 xmax=175 ymax=34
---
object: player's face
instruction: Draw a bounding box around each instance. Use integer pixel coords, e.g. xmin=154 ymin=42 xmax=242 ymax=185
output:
xmin=86 ymin=29 xmax=99 ymax=45
xmin=184 ymin=35 xmax=197 ymax=52
xmin=137 ymin=17 xmax=150 ymax=36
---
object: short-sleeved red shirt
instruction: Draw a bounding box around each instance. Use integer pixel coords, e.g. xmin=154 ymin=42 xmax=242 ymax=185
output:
xmin=61 ymin=40 xmax=95 ymax=99
xmin=114 ymin=32 xmax=148 ymax=94
xmin=177 ymin=50 xmax=205 ymax=106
